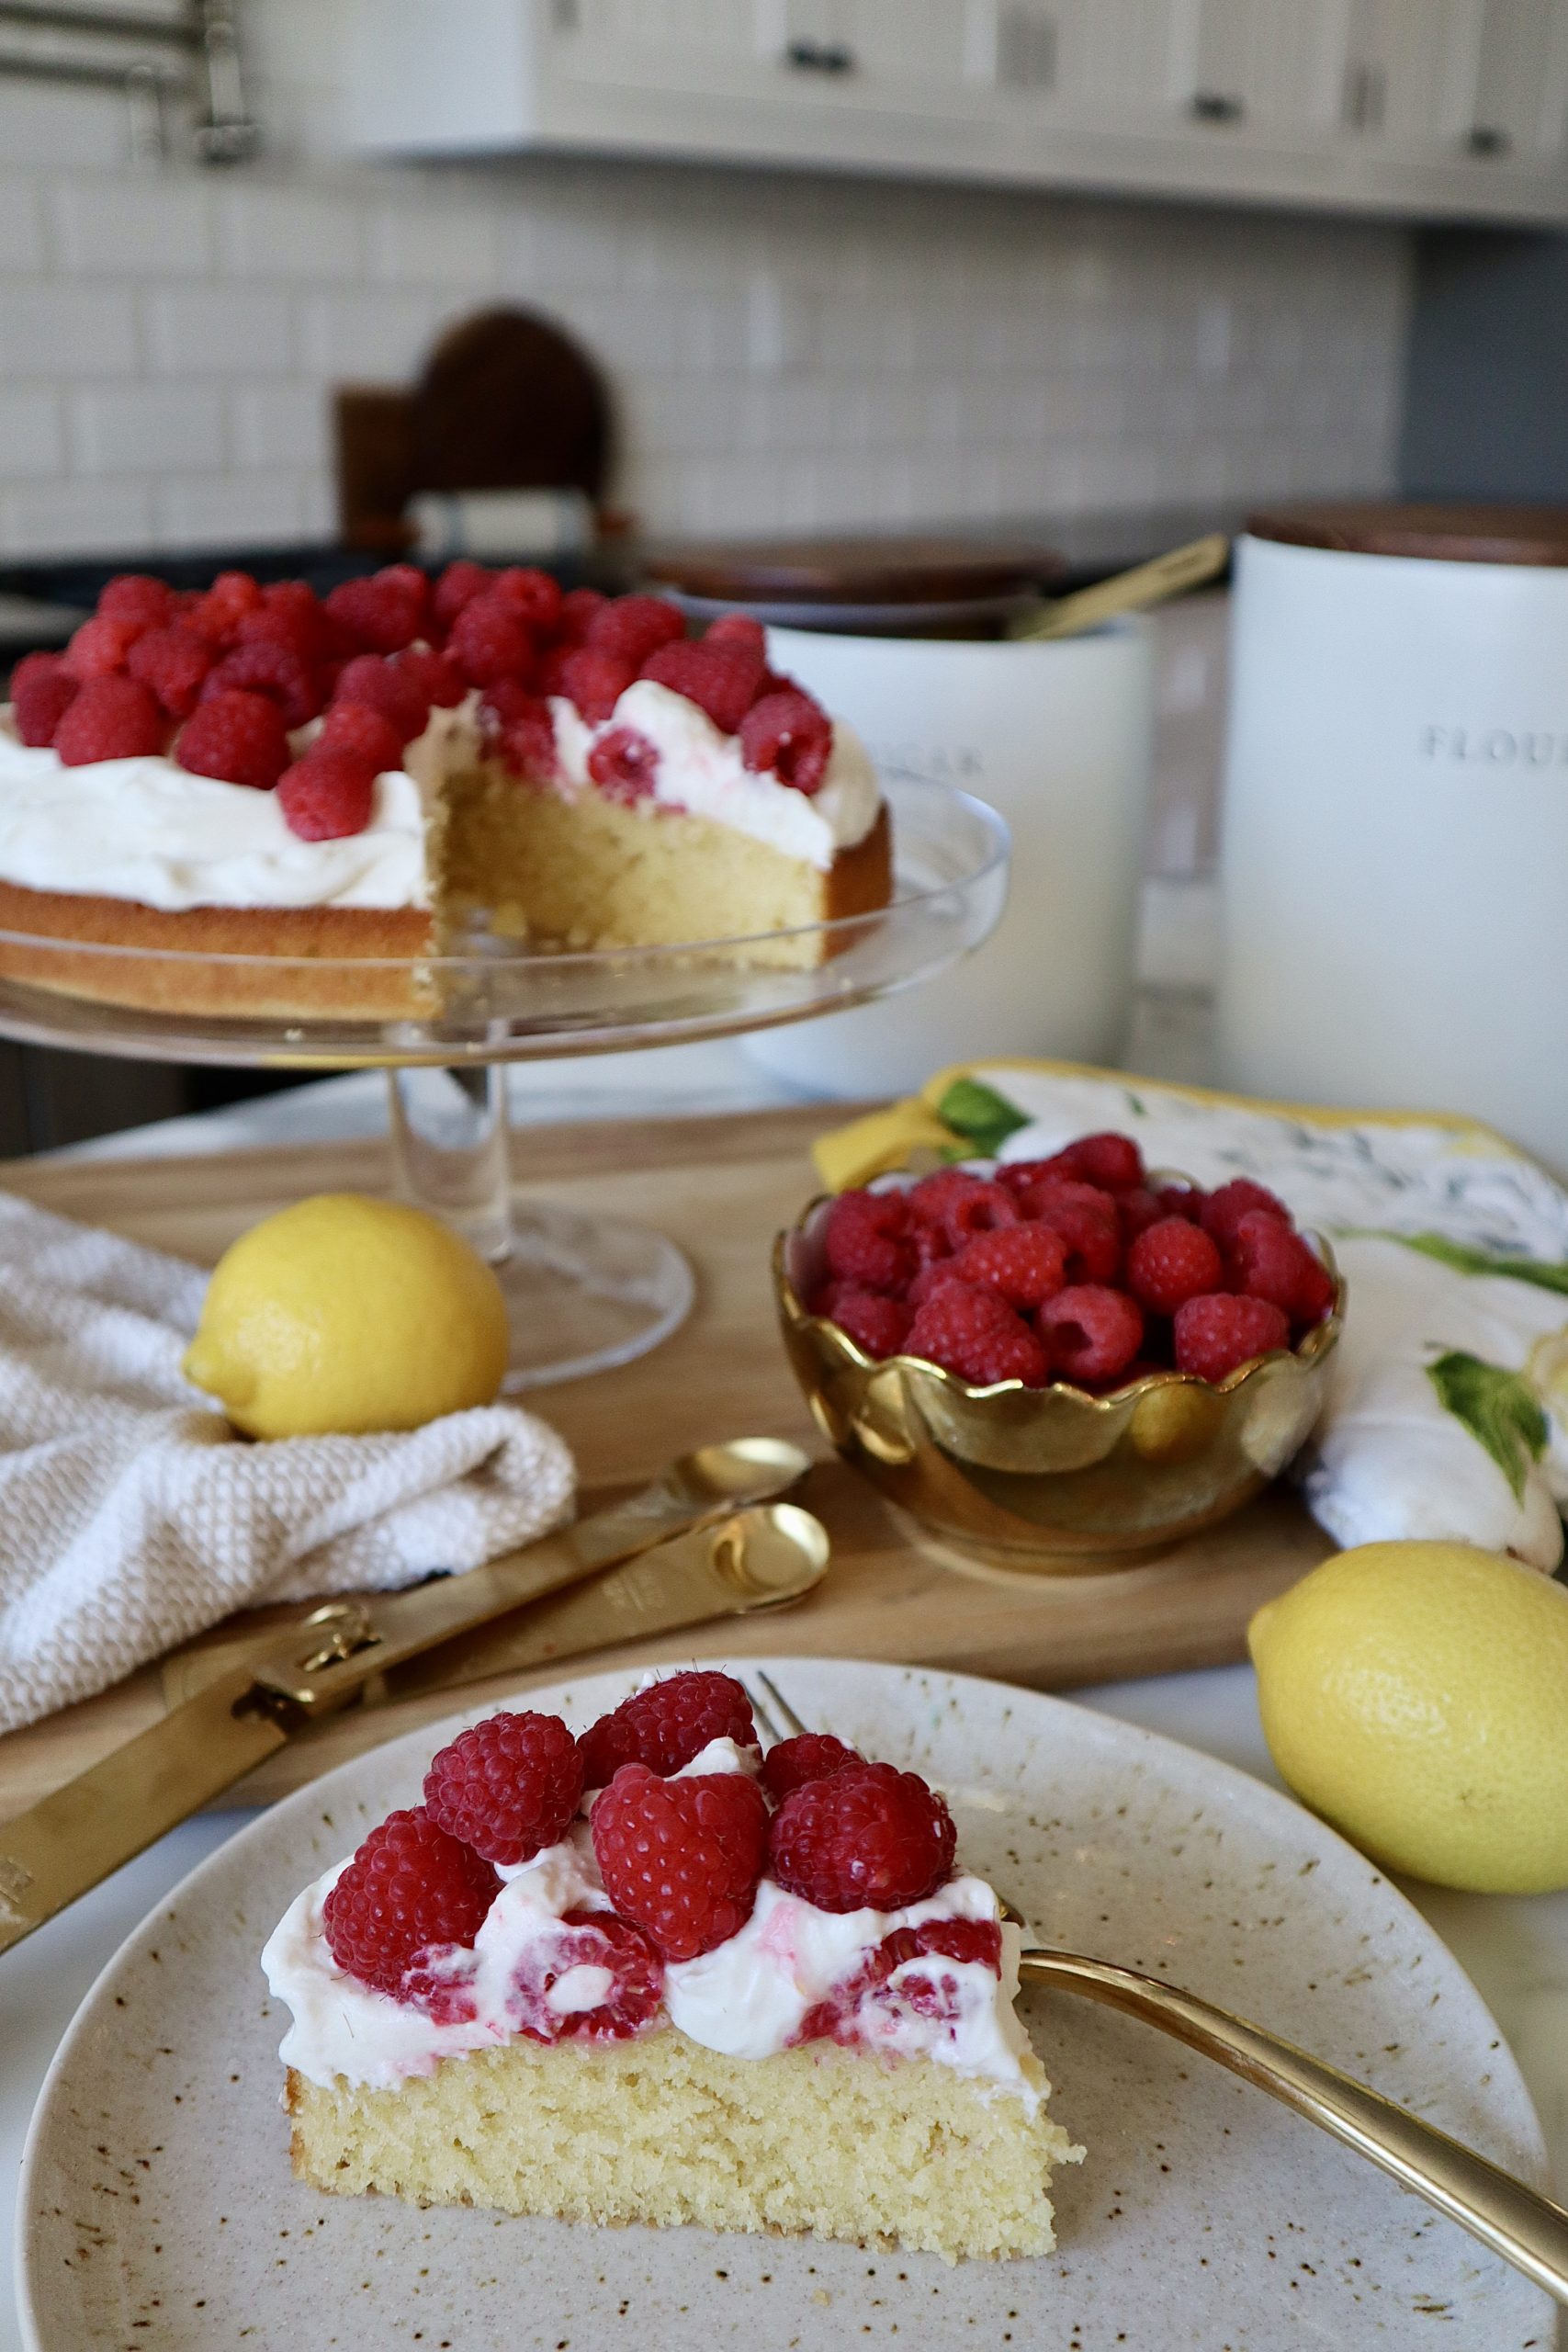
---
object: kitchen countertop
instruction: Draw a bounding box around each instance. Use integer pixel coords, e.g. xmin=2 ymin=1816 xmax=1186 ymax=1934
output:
xmin=3 ymin=1020 xmax=1565 ymax=2346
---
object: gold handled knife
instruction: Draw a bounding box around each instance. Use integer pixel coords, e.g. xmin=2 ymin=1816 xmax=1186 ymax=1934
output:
xmin=0 ymin=1436 xmax=811 ymax=1954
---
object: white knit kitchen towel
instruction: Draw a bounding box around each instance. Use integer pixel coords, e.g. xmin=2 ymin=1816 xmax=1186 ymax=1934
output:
xmin=0 ymin=1190 xmax=576 ymax=1734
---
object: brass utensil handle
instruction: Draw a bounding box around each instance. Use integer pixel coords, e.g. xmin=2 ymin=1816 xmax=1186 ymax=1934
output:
xmin=1021 ymin=1948 xmax=1568 ymax=2306
xmin=1012 ymin=532 xmax=1229 ymax=641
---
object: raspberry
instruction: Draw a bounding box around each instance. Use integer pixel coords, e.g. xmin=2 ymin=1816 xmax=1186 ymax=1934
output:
xmin=332 ymin=654 xmax=427 ymax=744
xmin=586 ymin=594 xmax=684 ymax=668
xmin=433 ymin=559 xmax=493 ymax=632
xmin=641 ymin=639 xmax=761 ymax=735
xmin=558 ymin=646 xmax=635 ymax=724
xmin=579 ymin=1668 xmax=759 ymax=1785
xmin=1117 ymin=1185 xmax=1165 ymax=1243
xmin=1155 ymin=1183 xmax=1204 ymax=1223
xmin=1231 ymin=1209 xmax=1336 ymax=1325
xmin=739 ymin=688 xmax=831 ymax=793
xmin=830 ymin=1286 xmax=912 ymax=1359
xmin=795 ymin=1917 xmax=1004 ymax=2045
xmin=906 ymin=1169 xmax=990 ymax=1231
xmin=823 ymin=1188 xmax=914 ymax=1294
xmin=236 ymin=592 xmax=331 ymax=666
xmin=554 ymin=586 xmax=608 ymax=644
xmin=909 ymin=1216 xmax=953 ymax=1271
xmin=906 ymin=1280 xmax=1049 ymax=1386
xmin=1199 ymin=1177 xmax=1292 ymax=1251
xmin=10 ymin=651 xmax=77 ymax=746
xmin=321 ymin=1807 xmax=499 ymax=1997
xmin=806 ymin=1277 xmax=843 ymax=1318
xmin=1125 ymin=1216 xmax=1224 ymax=1314
xmin=705 ymin=612 xmax=767 ymax=662
xmin=517 ymin=1908 xmax=663 ymax=2041
xmin=907 ymin=1259 xmax=966 ymax=1308
xmin=317 ymin=699 xmax=405 ymax=775
xmin=1037 ymin=1283 xmax=1144 ymax=1386
xmin=202 ymin=639 xmax=321 ymax=729
xmin=447 ymin=592 xmax=538 ymax=689
xmin=175 ymin=689 xmax=288 ymax=790
xmin=941 ymin=1179 xmax=1020 ymax=1250
xmin=396 ymin=644 xmax=467 ymax=708
xmin=1173 ymin=1292 xmax=1290 ymax=1383
xmin=486 ymin=686 xmax=558 ymax=781
xmin=53 ymin=674 xmax=164 ymax=765
xmin=761 ymin=1733 xmax=863 ymax=1802
xmin=591 ymin=1762 xmax=768 ymax=1960
xmin=491 ymin=566 xmax=563 ymax=631
xmin=587 ymin=724 xmax=659 ymax=803
xmin=768 ymin=1760 xmax=955 ymax=1914
xmin=1027 ymin=1182 xmax=1122 ymax=1283
xmin=127 ymin=626 xmax=213 ymax=719
xmin=98 ymin=573 xmax=175 ymax=631
xmin=187 ymin=569 xmax=261 ymax=644
xmin=423 ymin=1709 xmax=584 ymax=1866
xmin=277 ymin=749 xmax=375 ymax=840
xmin=952 ymin=1221 xmax=1068 ymax=1309
xmin=63 ymin=613 xmax=140 ymax=681
xmin=325 ymin=563 xmax=430 ymax=654
xmin=1035 ymin=1131 xmax=1145 ymax=1190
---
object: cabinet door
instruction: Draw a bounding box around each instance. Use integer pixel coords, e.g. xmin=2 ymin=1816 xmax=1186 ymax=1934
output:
xmin=548 ymin=0 xmax=767 ymax=93
xmin=1189 ymin=0 xmax=1345 ymax=136
xmin=1341 ymin=0 xmax=1483 ymax=151
xmin=1469 ymin=0 xmax=1568 ymax=158
xmin=977 ymin=0 xmax=1186 ymax=124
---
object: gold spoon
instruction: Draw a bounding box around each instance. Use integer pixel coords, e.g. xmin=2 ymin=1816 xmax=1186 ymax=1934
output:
xmin=1010 ymin=532 xmax=1229 ymax=640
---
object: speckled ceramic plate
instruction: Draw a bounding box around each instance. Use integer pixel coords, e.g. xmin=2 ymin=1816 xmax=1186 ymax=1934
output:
xmin=18 ymin=1660 xmax=1554 ymax=2351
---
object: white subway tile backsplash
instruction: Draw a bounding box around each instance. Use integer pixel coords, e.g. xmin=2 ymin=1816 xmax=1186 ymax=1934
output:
xmin=0 ymin=282 xmax=137 ymax=378
xmin=147 ymin=286 xmax=296 ymax=375
xmin=231 ymin=380 xmax=331 ymax=469
xmin=0 ymin=179 xmax=44 ymax=275
xmin=297 ymin=286 xmax=446 ymax=379
xmin=215 ymin=184 xmax=364 ymax=280
xmin=368 ymin=203 xmax=500 ymax=287
xmin=71 ymin=382 xmax=226 ymax=475
xmin=0 ymin=389 xmax=64 ymax=479
xmin=154 ymin=469 xmax=307 ymax=548
xmin=1 ymin=475 xmax=153 ymax=556
xmin=51 ymin=179 xmax=211 ymax=277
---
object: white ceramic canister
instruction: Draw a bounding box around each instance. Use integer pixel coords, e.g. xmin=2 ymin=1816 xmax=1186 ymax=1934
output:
xmin=1215 ymin=504 xmax=1568 ymax=1171
xmin=741 ymin=620 xmax=1155 ymax=1098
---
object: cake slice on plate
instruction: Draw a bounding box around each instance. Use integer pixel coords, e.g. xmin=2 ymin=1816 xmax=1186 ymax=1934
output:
xmin=262 ymin=1672 xmax=1080 ymax=2262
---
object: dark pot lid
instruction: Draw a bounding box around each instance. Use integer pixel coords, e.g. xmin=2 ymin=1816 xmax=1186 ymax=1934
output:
xmin=641 ymin=533 xmax=1066 ymax=606
xmin=1247 ymin=502 xmax=1568 ymax=567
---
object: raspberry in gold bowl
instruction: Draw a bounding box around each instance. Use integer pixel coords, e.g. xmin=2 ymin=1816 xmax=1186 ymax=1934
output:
xmin=773 ymin=1150 xmax=1343 ymax=1574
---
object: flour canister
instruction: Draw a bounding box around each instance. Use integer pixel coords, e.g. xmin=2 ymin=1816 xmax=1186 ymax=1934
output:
xmin=739 ymin=621 xmax=1155 ymax=1097
xmin=1216 ymin=503 xmax=1568 ymax=1172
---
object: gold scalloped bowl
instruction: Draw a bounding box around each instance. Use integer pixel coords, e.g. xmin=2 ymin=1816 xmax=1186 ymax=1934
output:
xmin=773 ymin=1186 xmax=1343 ymax=1574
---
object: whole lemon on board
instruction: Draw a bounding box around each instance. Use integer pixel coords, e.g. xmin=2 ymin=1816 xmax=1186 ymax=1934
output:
xmin=183 ymin=1193 xmax=509 ymax=1440
xmin=1248 ymin=1541 xmax=1568 ymax=1894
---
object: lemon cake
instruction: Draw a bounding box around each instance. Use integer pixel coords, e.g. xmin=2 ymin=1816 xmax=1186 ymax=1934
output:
xmin=0 ymin=567 xmax=891 ymax=1021
xmin=262 ymin=1673 xmax=1080 ymax=2263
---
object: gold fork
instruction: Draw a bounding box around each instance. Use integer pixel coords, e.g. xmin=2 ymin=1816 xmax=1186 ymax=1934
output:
xmin=744 ymin=1669 xmax=1568 ymax=2308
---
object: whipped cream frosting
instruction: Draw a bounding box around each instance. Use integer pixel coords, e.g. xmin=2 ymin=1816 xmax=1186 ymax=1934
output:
xmin=261 ymin=1736 xmax=1035 ymax=2103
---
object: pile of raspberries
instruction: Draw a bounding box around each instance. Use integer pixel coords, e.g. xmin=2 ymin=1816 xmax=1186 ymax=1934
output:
xmin=321 ymin=1670 xmax=981 ymax=2033
xmin=807 ymin=1128 xmax=1336 ymax=1390
xmin=9 ymin=564 xmax=833 ymax=843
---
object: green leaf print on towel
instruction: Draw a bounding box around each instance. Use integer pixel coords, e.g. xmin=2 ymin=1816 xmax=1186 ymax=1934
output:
xmin=1427 ymin=1351 xmax=1550 ymax=1503
xmin=935 ymin=1079 xmax=1032 ymax=1158
xmin=1365 ymin=1230 xmax=1568 ymax=1296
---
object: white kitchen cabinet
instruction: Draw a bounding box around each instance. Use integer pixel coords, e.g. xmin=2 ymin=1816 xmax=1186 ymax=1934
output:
xmin=349 ymin=0 xmax=1568 ymax=224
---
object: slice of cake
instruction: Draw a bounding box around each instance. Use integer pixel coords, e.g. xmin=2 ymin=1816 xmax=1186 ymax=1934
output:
xmin=262 ymin=1672 xmax=1080 ymax=2263
xmin=0 ymin=570 xmax=890 ymax=1022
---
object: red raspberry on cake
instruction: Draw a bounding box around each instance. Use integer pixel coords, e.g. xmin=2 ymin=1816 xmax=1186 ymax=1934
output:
xmin=823 ymin=1187 xmax=915 ymax=1294
xmin=538 ymin=1909 xmax=664 ymax=2040
xmin=1199 ymin=1177 xmax=1291 ymax=1251
xmin=769 ymin=1759 xmax=955 ymax=1914
xmin=1231 ymin=1209 xmax=1336 ymax=1325
xmin=447 ymin=593 xmax=538 ymax=690
xmin=586 ymin=594 xmax=684 ymax=669
xmin=640 ymin=640 xmax=762 ymax=735
xmin=175 ymin=689 xmax=289 ymax=790
xmin=558 ymin=646 xmax=635 ymax=725
xmin=586 ymin=724 xmax=658 ymax=802
xmin=591 ymin=1762 xmax=768 ymax=1961
xmin=332 ymin=654 xmax=427 ymax=744
xmin=53 ymin=674 xmax=165 ymax=765
xmin=579 ymin=1668 xmax=759 ymax=1786
xmin=1173 ymin=1292 xmax=1290 ymax=1382
xmin=830 ymin=1286 xmax=912 ymax=1359
xmin=10 ymin=652 xmax=78 ymax=746
xmin=187 ymin=569 xmax=262 ymax=645
xmin=62 ymin=613 xmax=140 ymax=681
xmin=202 ymin=639 xmax=321 ymax=729
xmin=1036 ymin=1283 xmax=1144 ymax=1386
xmin=317 ymin=700 xmax=406 ymax=775
xmin=952 ymin=1222 xmax=1068 ymax=1310
xmin=739 ymin=688 xmax=831 ymax=794
xmin=326 ymin=564 xmax=430 ymax=654
xmin=396 ymin=644 xmax=466 ymax=708
xmin=1125 ymin=1215 xmax=1224 ymax=1315
xmin=550 ymin=585 xmax=607 ymax=646
xmin=705 ymin=612 xmax=767 ymax=662
xmin=98 ymin=572 xmax=175 ymax=631
xmin=433 ymin=559 xmax=493 ymax=631
xmin=906 ymin=1279 xmax=1048 ymax=1385
xmin=277 ymin=750 xmax=376 ymax=841
xmin=423 ymin=1710 xmax=585 ymax=1867
xmin=322 ymin=1806 xmax=500 ymax=1997
xmin=761 ymin=1733 xmax=863 ymax=1803
xmin=491 ymin=567 xmax=563 ymax=632
xmin=127 ymin=626 xmax=213 ymax=719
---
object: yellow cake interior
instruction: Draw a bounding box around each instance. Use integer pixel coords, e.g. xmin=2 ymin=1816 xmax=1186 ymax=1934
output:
xmin=287 ymin=2028 xmax=1079 ymax=2264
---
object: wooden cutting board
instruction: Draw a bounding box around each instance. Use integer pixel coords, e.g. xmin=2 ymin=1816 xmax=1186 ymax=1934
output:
xmin=0 ymin=1103 xmax=1332 ymax=1815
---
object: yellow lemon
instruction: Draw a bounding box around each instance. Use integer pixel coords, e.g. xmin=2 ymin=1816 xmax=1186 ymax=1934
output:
xmin=1248 ymin=1541 xmax=1568 ymax=1892
xmin=183 ymin=1193 xmax=508 ymax=1440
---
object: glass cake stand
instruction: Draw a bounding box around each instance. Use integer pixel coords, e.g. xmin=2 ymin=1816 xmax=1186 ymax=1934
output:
xmin=0 ymin=778 xmax=1008 ymax=1386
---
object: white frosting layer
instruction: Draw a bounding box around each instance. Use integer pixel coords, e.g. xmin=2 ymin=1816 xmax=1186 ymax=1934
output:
xmin=0 ymin=714 xmax=432 ymax=911
xmin=549 ymin=680 xmax=881 ymax=871
xmin=262 ymin=1736 xmax=1033 ymax=2103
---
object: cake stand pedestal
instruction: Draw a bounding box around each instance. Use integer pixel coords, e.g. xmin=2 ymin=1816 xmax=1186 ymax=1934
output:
xmin=0 ymin=778 xmax=1008 ymax=1388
